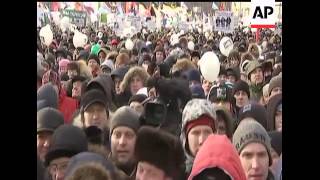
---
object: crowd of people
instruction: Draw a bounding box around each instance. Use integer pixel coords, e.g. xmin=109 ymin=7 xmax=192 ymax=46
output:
xmin=37 ymin=18 xmax=282 ymax=180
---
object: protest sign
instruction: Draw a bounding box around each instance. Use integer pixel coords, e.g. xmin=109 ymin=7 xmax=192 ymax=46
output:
xmin=214 ymin=11 xmax=234 ymax=33
xmin=61 ymin=9 xmax=87 ymax=27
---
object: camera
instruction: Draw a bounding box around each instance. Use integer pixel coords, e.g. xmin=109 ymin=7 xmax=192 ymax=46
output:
xmin=143 ymin=99 xmax=167 ymax=127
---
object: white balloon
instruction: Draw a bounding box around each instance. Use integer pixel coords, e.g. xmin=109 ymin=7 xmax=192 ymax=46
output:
xmin=60 ymin=16 xmax=70 ymax=31
xmin=73 ymin=31 xmax=88 ymax=48
xmin=98 ymin=32 xmax=103 ymax=39
xmin=219 ymin=37 xmax=234 ymax=57
xmin=39 ymin=24 xmax=53 ymax=46
xmin=125 ymin=39 xmax=134 ymax=50
xmin=199 ymin=51 xmax=220 ymax=83
xmin=188 ymin=41 xmax=195 ymax=51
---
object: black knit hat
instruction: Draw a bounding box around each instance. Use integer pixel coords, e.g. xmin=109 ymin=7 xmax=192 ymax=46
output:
xmin=44 ymin=125 xmax=88 ymax=166
xmin=232 ymin=80 xmax=250 ymax=98
xmin=87 ymin=54 xmax=100 ymax=65
xmin=226 ymin=67 xmax=239 ymax=81
xmin=268 ymin=131 xmax=282 ymax=156
xmin=110 ymin=66 xmax=130 ymax=81
xmin=80 ymin=89 xmax=108 ymax=113
xmin=237 ymin=103 xmax=268 ymax=130
xmin=134 ymin=126 xmax=185 ymax=179
xmin=71 ymin=75 xmax=86 ymax=84
xmin=128 ymin=94 xmax=148 ymax=105
xmin=37 ymin=107 xmax=64 ymax=133
xmin=185 ymin=69 xmax=201 ymax=83
xmin=190 ymin=84 xmax=205 ymax=99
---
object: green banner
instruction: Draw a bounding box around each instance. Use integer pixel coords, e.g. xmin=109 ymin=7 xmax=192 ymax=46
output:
xmin=100 ymin=13 xmax=107 ymax=23
xmin=61 ymin=9 xmax=87 ymax=27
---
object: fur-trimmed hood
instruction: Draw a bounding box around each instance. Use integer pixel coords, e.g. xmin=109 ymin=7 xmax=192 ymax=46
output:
xmin=172 ymin=59 xmax=196 ymax=74
xmin=77 ymin=60 xmax=93 ymax=80
xmin=120 ymin=66 xmax=150 ymax=93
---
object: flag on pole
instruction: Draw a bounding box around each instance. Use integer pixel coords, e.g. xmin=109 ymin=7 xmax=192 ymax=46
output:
xmin=212 ymin=2 xmax=219 ymax=10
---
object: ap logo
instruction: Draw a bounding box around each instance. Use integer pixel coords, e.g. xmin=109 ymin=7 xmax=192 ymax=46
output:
xmin=251 ymin=0 xmax=275 ymax=28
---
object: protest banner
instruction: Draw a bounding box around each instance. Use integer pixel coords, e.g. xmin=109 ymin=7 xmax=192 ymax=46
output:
xmin=214 ymin=11 xmax=235 ymax=33
xmin=61 ymin=9 xmax=87 ymax=27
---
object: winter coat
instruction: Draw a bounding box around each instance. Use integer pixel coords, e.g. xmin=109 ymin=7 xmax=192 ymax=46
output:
xmin=58 ymin=88 xmax=78 ymax=124
xmin=267 ymin=94 xmax=282 ymax=131
xmin=188 ymin=134 xmax=246 ymax=180
xmin=274 ymin=154 xmax=282 ymax=180
xmin=37 ymin=156 xmax=45 ymax=180
xmin=249 ymin=83 xmax=264 ymax=103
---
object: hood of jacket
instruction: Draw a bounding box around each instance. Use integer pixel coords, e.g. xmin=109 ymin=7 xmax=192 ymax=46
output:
xmin=180 ymin=99 xmax=217 ymax=174
xmin=214 ymin=105 xmax=235 ymax=139
xmin=86 ymin=74 xmax=114 ymax=108
xmin=266 ymin=94 xmax=282 ymax=131
xmin=188 ymin=134 xmax=246 ymax=180
xmin=37 ymin=83 xmax=58 ymax=110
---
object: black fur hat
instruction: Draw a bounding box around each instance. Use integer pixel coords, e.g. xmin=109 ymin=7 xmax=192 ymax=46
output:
xmin=134 ymin=126 xmax=185 ymax=179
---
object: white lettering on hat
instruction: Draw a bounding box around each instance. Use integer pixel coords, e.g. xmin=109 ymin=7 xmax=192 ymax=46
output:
xmin=243 ymin=104 xmax=252 ymax=112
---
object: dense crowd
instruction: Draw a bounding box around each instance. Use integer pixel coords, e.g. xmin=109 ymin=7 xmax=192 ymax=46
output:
xmin=37 ymin=21 xmax=282 ymax=180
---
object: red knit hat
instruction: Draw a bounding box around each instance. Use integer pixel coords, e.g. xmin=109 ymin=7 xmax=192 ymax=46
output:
xmin=111 ymin=39 xmax=118 ymax=45
xmin=186 ymin=115 xmax=215 ymax=135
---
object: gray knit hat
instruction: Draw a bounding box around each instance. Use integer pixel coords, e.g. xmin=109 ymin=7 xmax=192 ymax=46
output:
xmin=110 ymin=106 xmax=140 ymax=135
xmin=268 ymin=75 xmax=282 ymax=95
xmin=233 ymin=119 xmax=272 ymax=166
